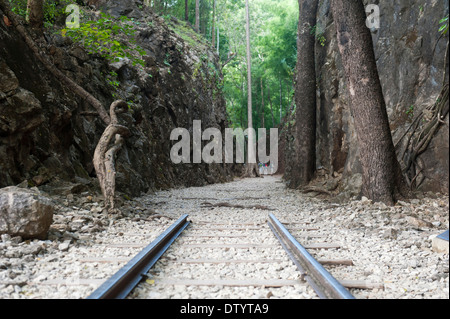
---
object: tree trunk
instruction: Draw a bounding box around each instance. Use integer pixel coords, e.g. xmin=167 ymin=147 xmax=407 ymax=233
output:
xmin=195 ymin=0 xmax=200 ymax=32
xmin=268 ymin=85 xmax=275 ymax=127
xmin=330 ymin=0 xmax=409 ymax=205
xmin=260 ymin=77 xmax=265 ymax=128
xmin=212 ymin=0 xmax=216 ymax=48
xmin=26 ymin=0 xmax=43 ymax=30
xmin=241 ymin=79 xmax=245 ymax=128
xmin=243 ymin=0 xmax=259 ymax=178
xmin=217 ymin=25 xmax=220 ymax=54
xmin=279 ymin=74 xmax=282 ymax=121
xmin=287 ymin=0 xmax=318 ymax=188
xmin=185 ymin=0 xmax=189 ymax=22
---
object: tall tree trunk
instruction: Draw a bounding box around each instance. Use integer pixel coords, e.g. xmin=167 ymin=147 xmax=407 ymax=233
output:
xmin=330 ymin=0 xmax=409 ymax=205
xmin=217 ymin=25 xmax=220 ymax=54
xmin=279 ymin=74 xmax=283 ymax=121
xmin=26 ymin=0 xmax=43 ymax=30
xmin=260 ymin=77 xmax=265 ymax=128
xmin=243 ymin=0 xmax=259 ymax=177
xmin=287 ymin=0 xmax=318 ymax=188
xmin=195 ymin=0 xmax=200 ymax=32
xmin=241 ymin=78 xmax=245 ymax=128
xmin=212 ymin=0 xmax=216 ymax=48
xmin=185 ymin=0 xmax=189 ymax=22
xmin=268 ymin=85 xmax=275 ymax=127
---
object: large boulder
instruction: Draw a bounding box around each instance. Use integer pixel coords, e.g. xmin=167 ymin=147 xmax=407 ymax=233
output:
xmin=0 ymin=186 xmax=54 ymax=240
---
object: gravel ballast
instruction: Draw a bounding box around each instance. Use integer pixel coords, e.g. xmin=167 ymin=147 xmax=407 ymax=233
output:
xmin=0 ymin=176 xmax=448 ymax=299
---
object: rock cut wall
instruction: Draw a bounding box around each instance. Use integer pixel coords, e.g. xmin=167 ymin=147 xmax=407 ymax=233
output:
xmin=285 ymin=0 xmax=449 ymax=197
xmin=0 ymin=2 xmax=233 ymax=196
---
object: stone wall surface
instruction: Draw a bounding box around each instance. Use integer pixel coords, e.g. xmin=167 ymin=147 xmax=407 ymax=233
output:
xmin=285 ymin=0 xmax=449 ymax=197
xmin=0 ymin=1 xmax=233 ymax=197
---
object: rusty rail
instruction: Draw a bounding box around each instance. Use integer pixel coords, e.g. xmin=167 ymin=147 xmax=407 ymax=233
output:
xmin=87 ymin=214 xmax=190 ymax=299
xmin=268 ymin=213 xmax=355 ymax=299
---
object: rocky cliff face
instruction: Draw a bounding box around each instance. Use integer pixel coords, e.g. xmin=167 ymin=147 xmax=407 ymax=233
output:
xmin=285 ymin=0 xmax=449 ymax=197
xmin=0 ymin=2 xmax=232 ymax=197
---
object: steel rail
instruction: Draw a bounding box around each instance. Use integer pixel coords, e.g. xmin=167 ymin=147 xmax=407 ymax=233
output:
xmin=268 ymin=213 xmax=355 ymax=299
xmin=87 ymin=214 xmax=190 ymax=299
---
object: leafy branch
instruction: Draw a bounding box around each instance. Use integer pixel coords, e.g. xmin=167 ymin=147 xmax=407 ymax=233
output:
xmin=62 ymin=13 xmax=146 ymax=67
xmin=310 ymin=24 xmax=326 ymax=47
xmin=439 ymin=15 xmax=448 ymax=35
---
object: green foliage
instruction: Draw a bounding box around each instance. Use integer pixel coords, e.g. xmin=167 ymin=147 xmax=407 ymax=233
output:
xmin=8 ymin=0 xmax=27 ymax=17
xmin=8 ymin=0 xmax=76 ymax=25
xmin=107 ymin=71 xmax=120 ymax=88
xmin=145 ymin=0 xmax=297 ymax=129
xmin=163 ymin=52 xmax=171 ymax=67
xmin=221 ymin=0 xmax=298 ymax=129
xmin=439 ymin=15 xmax=449 ymax=35
xmin=62 ymin=13 xmax=146 ymax=67
xmin=406 ymin=105 xmax=414 ymax=119
xmin=166 ymin=18 xmax=209 ymax=49
xmin=310 ymin=24 xmax=326 ymax=47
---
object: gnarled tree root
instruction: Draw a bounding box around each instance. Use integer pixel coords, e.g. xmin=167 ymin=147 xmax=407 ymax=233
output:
xmin=396 ymin=83 xmax=449 ymax=190
xmin=93 ymin=101 xmax=130 ymax=211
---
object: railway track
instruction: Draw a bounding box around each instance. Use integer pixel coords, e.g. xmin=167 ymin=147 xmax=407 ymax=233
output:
xmin=85 ymin=211 xmax=383 ymax=299
xmin=12 ymin=176 xmax=447 ymax=300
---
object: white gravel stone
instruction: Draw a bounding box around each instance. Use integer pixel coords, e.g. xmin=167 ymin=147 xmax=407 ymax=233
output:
xmin=0 ymin=176 xmax=448 ymax=299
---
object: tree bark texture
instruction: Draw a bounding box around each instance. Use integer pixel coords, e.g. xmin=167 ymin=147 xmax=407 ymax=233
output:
xmin=26 ymin=0 xmax=43 ymax=30
xmin=243 ymin=0 xmax=259 ymax=177
xmin=330 ymin=0 xmax=409 ymax=205
xmin=212 ymin=0 xmax=216 ymax=48
xmin=260 ymin=77 xmax=265 ymax=129
xmin=195 ymin=0 xmax=200 ymax=32
xmin=288 ymin=0 xmax=318 ymax=188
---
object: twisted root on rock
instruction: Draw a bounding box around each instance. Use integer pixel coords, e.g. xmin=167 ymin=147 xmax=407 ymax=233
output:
xmin=93 ymin=101 xmax=130 ymax=212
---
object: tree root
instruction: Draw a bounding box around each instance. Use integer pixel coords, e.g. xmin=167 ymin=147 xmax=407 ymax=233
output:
xmin=93 ymin=101 xmax=130 ymax=211
xmin=0 ymin=1 xmax=132 ymax=211
xmin=241 ymin=163 xmax=261 ymax=178
xmin=201 ymin=202 xmax=275 ymax=211
xmin=396 ymin=83 xmax=449 ymax=190
xmin=301 ymin=186 xmax=332 ymax=196
xmin=0 ymin=0 xmax=111 ymax=124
